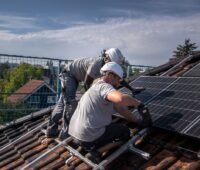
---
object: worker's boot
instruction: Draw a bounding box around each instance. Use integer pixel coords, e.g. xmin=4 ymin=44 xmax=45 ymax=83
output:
xmin=58 ymin=129 xmax=69 ymax=140
xmin=85 ymin=146 xmax=102 ymax=164
xmin=46 ymin=126 xmax=59 ymax=138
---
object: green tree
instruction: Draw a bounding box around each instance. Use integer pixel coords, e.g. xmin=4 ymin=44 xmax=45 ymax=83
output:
xmin=173 ymin=38 xmax=198 ymax=58
xmin=0 ymin=63 xmax=9 ymax=101
xmin=0 ymin=62 xmax=10 ymax=79
xmin=0 ymin=80 xmax=5 ymax=101
xmin=3 ymin=63 xmax=43 ymax=101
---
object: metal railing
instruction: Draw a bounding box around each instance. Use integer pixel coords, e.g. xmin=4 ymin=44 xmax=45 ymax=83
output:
xmin=0 ymin=54 xmax=71 ymax=124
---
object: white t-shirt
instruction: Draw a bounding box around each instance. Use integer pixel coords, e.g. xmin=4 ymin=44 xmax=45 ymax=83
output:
xmin=68 ymin=80 xmax=116 ymax=142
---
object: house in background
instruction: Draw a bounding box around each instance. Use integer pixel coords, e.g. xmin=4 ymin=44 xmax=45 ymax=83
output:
xmin=7 ymin=79 xmax=56 ymax=108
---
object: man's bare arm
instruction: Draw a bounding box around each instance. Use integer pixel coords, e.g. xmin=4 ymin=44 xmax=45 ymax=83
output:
xmin=106 ymin=90 xmax=141 ymax=107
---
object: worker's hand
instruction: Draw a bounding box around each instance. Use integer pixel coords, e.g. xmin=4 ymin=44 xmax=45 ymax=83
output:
xmin=137 ymin=103 xmax=147 ymax=114
xmin=137 ymin=103 xmax=152 ymax=127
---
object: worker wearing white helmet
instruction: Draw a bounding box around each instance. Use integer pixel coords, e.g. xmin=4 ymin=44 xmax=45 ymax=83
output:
xmin=68 ymin=62 xmax=152 ymax=163
xmin=46 ymin=48 xmax=127 ymax=139
xmin=100 ymin=61 xmax=124 ymax=80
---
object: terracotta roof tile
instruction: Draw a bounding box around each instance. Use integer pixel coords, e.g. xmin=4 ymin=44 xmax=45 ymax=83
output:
xmin=0 ymin=113 xmax=199 ymax=170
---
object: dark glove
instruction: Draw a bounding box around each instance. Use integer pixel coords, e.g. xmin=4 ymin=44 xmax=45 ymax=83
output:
xmin=137 ymin=103 xmax=152 ymax=127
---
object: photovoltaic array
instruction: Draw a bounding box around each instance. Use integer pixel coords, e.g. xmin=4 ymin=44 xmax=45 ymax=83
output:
xmin=183 ymin=62 xmax=200 ymax=77
xmin=121 ymin=76 xmax=176 ymax=103
xmin=126 ymin=76 xmax=200 ymax=140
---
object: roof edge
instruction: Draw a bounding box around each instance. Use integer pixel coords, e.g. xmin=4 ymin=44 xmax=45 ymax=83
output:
xmin=0 ymin=105 xmax=55 ymax=131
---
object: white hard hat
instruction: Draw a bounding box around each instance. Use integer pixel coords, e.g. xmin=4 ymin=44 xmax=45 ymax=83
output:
xmin=105 ymin=48 xmax=124 ymax=64
xmin=100 ymin=61 xmax=123 ymax=79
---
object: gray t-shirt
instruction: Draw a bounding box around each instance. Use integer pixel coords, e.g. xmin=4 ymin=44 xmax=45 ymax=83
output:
xmin=68 ymin=80 xmax=116 ymax=142
xmin=66 ymin=57 xmax=103 ymax=82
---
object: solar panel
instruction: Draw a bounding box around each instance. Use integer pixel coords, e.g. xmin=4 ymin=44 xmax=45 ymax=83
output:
xmin=183 ymin=63 xmax=200 ymax=77
xmin=127 ymin=76 xmax=200 ymax=140
xmin=121 ymin=76 xmax=177 ymax=103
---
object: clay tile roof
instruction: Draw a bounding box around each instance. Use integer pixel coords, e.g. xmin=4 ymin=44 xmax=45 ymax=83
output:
xmin=7 ymin=79 xmax=45 ymax=103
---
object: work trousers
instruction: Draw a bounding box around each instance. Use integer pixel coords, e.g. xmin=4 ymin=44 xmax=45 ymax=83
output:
xmin=73 ymin=123 xmax=130 ymax=151
xmin=48 ymin=72 xmax=78 ymax=134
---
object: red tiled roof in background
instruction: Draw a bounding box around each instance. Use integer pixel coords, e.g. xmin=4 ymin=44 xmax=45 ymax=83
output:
xmin=7 ymin=79 xmax=45 ymax=103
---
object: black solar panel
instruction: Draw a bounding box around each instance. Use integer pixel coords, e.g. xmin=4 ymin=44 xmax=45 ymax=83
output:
xmin=121 ymin=76 xmax=177 ymax=103
xmin=183 ymin=63 xmax=200 ymax=77
xmin=128 ymin=76 xmax=200 ymax=140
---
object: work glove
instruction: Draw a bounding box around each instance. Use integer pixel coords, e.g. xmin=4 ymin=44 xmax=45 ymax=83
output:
xmin=137 ymin=103 xmax=148 ymax=115
xmin=137 ymin=103 xmax=152 ymax=127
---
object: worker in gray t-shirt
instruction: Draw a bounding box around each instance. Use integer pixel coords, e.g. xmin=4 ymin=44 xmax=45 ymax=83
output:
xmin=46 ymin=48 xmax=126 ymax=139
xmin=68 ymin=62 xmax=152 ymax=163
